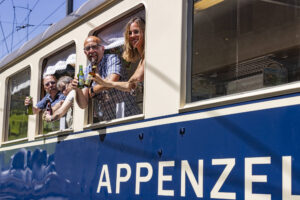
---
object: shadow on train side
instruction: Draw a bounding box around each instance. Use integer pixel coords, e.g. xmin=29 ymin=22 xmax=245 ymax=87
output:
xmin=0 ymin=148 xmax=86 ymax=200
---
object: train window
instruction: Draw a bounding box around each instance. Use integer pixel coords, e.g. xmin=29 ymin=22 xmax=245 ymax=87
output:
xmin=89 ymin=8 xmax=145 ymax=123
xmin=5 ymin=68 xmax=31 ymax=141
xmin=40 ymin=45 xmax=76 ymax=134
xmin=188 ymin=0 xmax=300 ymax=102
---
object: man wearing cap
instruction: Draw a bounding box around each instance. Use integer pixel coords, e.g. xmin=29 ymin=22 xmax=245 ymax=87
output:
xmin=24 ymin=74 xmax=65 ymax=114
xmin=71 ymin=35 xmax=140 ymax=121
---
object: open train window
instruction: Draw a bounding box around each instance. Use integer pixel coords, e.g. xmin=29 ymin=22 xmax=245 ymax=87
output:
xmin=4 ymin=68 xmax=31 ymax=141
xmin=40 ymin=44 xmax=76 ymax=134
xmin=88 ymin=7 xmax=145 ymax=124
xmin=187 ymin=0 xmax=300 ymax=103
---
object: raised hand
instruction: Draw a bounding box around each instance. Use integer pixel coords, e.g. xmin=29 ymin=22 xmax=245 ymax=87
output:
xmin=24 ymin=96 xmax=33 ymax=106
xmin=71 ymin=77 xmax=79 ymax=90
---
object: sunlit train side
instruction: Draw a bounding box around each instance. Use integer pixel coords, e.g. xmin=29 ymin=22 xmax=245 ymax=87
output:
xmin=0 ymin=0 xmax=300 ymax=199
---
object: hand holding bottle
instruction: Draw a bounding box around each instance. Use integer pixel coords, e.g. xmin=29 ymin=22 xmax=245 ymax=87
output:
xmin=43 ymin=111 xmax=52 ymax=122
xmin=24 ymin=96 xmax=33 ymax=115
xmin=71 ymin=77 xmax=79 ymax=90
xmin=24 ymin=96 xmax=32 ymax=106
xmin=85 ymin=58 xmax=97 ymax=87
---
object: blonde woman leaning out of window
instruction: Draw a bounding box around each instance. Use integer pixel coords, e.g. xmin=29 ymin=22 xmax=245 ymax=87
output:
xmin=92 ymin=17 xmax=145 ymax=92
xmin=44 ymin=76 xmax=74 ymax=127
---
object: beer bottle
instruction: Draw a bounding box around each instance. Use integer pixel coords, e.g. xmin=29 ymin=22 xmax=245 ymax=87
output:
xmin=46 ymin=100 xmax=53 ymax=115
xmin=84 ymin=64 xmax=97 ymax=87
xmin=26 ymin=96 xmax=33 ymax=115
xmin=90 ymin=57 xmax=97 ymax=73
xmin=78 ymin=65 xmax=85 ymax=89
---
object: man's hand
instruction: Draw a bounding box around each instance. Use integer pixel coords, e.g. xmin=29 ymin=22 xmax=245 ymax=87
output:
xmin=42 ymin=110 xmax=48 ymax=121
xmin=43 ymin=111 xmax=54 ymax=122
xmin=71 ymin=77 xmax=79 ymax=90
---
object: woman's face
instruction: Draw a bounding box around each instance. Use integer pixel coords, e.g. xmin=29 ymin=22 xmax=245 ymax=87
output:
xmin=60 ymin=82 xmax=71 ymax=96
xmin=129 ymin=22 xmax=144 ymax=50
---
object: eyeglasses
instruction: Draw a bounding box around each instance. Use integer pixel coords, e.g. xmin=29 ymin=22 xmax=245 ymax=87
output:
xmin=44 ymin=81 xmax=56 ymax=87
xmin=84 ymin=44 xmax=101 ymax=51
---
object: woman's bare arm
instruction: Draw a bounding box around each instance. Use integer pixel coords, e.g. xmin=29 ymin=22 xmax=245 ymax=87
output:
xmin=128 ymin=59 xmax=145 ymax=83
xmin=44 ymin=98 xmax=73 ymax=122
xmin=92 ymin=59 xmax=145 ymax=92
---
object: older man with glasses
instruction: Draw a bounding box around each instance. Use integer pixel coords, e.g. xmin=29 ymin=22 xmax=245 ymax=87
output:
xmin=71 ymin=35 xmax=140 ymax=122
xmin=24 ymin=74 xmax=65 ymax=114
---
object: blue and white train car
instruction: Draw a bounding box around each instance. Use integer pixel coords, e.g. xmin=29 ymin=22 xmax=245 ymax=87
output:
xmin=0 ymin=0 xmax=300 ymax=199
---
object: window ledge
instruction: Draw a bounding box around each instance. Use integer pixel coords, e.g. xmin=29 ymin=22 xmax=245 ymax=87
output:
xmin=1 ymin=137 xmax=29 ymax=146
xmin=84 ymin=114 xmax=144 ymax=130
xmin=181 ymin=81 xmax=300 ymax=113
xmin=35 ymin=128 xmax=73 ymax=139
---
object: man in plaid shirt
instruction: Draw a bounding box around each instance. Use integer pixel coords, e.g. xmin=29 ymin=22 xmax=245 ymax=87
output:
xmin=72 ymin=36 xmax=140 ymax=122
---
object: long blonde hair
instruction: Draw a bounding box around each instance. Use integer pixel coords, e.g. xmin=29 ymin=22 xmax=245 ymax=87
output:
xmin=122 ymin=17 xmax=145 ymax=62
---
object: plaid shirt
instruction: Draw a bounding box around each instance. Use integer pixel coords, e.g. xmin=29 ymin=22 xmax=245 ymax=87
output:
xmin=84 ymin=54 xmax=141 ymax=121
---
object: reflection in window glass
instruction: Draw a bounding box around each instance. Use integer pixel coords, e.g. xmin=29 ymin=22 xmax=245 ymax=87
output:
xmin=189 ymin=0 xmax=300 ymax=102
xmin=6 ymin=68 xmax=30 ymax=141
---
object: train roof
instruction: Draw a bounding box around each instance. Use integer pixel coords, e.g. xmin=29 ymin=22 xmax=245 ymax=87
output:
xmin=0 ymin=0 xmax=109 ymax=71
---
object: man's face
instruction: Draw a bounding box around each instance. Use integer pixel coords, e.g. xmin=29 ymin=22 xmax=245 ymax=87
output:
xmin=43 ymin=76 xmax=58 ymax=95
xmin=84 ymin=40 xmax=104 ymax=64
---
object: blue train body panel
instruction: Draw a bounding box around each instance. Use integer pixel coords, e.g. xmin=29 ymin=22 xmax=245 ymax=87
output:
xmin=1 ymin=102 xmax=300 ymax=199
